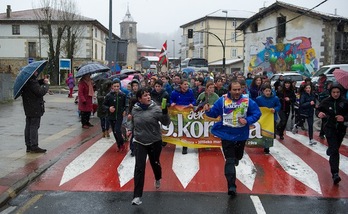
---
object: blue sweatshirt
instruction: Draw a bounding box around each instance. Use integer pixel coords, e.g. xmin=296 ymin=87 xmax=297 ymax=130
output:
xmin=255 ymin=94 xmax=281 ymax=121
xmin=205 ymin=93 xmax=261 ymax=142
xmin=170 ymin=88 xmax=196 ymax=106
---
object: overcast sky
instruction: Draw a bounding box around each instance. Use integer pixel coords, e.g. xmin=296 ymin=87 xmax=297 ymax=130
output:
xmin=1 ymin=0 xmax=347 ymax=35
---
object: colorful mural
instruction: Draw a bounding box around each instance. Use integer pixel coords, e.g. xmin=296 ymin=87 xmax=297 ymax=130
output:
xmin=248 ymin=36 xmax=318 ymax=77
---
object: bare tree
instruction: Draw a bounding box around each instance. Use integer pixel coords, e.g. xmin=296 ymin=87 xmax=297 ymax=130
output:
xmin=34 ymin=0 xmax=82 ymax=85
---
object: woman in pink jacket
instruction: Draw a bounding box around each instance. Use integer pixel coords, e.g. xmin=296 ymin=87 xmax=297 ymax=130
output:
xmin=78 ymin=73 xmax=94 ymax=129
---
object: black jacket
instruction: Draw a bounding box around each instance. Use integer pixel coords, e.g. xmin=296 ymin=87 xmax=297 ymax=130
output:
xmin=316 ymin=96 xmax=348 ymax=131
xmin=21 ymin=78 xmax=49 ymax=117
xmin=299 ymin=92 xmax=316 ymax=117
xmin=276 ymin=88 xmax=296 ymax=113
xmin=150 ymin=89 xmax=170 ymax=107
xmin=103 ymin=90 xmax=126 ymax=120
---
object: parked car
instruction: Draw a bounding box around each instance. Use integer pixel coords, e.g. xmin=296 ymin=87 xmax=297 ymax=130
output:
xmin=270 ymin=72 xmax=304 ymax=88
xmin=311 ymin=64 xmax=348 ymax=84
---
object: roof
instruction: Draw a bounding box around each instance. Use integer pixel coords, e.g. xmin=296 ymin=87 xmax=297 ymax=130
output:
xmin=237 ymin=1 xmax=348 ymax=30
xmin=0 ymin=7 xmax=120 ymax=39
xmin=180 ymin=9 xmax=255 ymax=28
xmin=209 ymin=58 xmax=243 ymax=66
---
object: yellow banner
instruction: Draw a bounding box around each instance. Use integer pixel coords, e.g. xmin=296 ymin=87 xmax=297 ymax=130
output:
xmin=161 ymin=106 xmax=274 ymax=148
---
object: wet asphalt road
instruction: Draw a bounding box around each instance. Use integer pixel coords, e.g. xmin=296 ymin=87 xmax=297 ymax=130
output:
xmin=0 ymin=93 xmax=347 ymax=214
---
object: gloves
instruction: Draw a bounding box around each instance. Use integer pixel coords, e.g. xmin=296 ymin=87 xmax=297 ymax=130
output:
xmin=162 ymin=108 xmax=168 ymax=115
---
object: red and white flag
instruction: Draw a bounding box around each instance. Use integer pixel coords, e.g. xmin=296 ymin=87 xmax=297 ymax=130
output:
xmin=158 ymin=40 xmax=167 ymax=65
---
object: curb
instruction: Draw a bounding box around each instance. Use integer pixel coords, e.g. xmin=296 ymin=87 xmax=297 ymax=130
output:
xmin=0 ymin=126 xmax=101 ymax=208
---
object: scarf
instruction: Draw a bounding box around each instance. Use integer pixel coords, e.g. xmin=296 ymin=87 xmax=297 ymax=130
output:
xmin=84 ymin=79 xmax=94 ymax=97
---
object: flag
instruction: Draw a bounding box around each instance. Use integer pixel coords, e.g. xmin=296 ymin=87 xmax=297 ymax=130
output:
xmin=158 ymin=40 xmax=167 ymax=65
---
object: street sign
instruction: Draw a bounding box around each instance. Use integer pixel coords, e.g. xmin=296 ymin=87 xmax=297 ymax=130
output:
xmin=59 ymin=59 xmax=71 ymax=70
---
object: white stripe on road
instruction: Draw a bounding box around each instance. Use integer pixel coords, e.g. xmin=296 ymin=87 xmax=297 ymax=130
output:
xmin=172 ymin=146 xmax=199 ymax=188
xmin=287 ymin=131 xmax=348 ymax=176
xmin=236 ymin=152 xmax=257 ymax=191
xmin=343 ymin=138 xmax=348 ymax=147
xmin=117 ymin=151 xmax=136 ymax=187
xmin=250 ymin=195 xmax=266 ymax=214
xmin=272 ymin=139 xmax=322 ymax=195
xmin=59 ymin=138 xmax=114 ymax=186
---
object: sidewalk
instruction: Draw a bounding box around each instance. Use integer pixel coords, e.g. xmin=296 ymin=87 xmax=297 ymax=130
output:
xmin=0 ymin=92 xmax=101 ymax=207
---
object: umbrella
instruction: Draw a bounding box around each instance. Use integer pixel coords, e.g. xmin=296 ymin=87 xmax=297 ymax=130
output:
xmin=76 ymin=63 xmax=110 ymax=78
xmin=333 ymin=69 xmax=348 ymax=89
xmin=182 ymin=68 xmax=195 ymax=75
xmin=120 ymin=69 xmax=136 ymax=75
xmin=13 ymin=60 xmax=48 ymax=99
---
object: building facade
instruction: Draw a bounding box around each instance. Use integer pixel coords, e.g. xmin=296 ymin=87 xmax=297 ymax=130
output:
xmin=180 ymin=10 xmax=254 ymax=74
xmin=236 ymin=1 xmax=348 ymax=77
xmin=0 ymin=5 xmax=121 ymax=100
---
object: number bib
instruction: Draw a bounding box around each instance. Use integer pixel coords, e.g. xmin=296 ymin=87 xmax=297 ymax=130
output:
xmin=222 ymin=94 xmax=249 ymax=128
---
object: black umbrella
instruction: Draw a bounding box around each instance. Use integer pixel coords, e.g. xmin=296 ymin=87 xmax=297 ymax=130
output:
xmin=76 ymin=63 xmax=110 ymax=78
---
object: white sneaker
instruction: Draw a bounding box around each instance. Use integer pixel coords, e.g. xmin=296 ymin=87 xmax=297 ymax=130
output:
xmin=291 ymin=125 xmax=298 ymax=134
xmin=131 ymin=197 xmax=142 ymax=205
xmin=155 ymin=180 xmax=161 ymax=189
xmin=309 ymin=139 xmax=317 ymax=146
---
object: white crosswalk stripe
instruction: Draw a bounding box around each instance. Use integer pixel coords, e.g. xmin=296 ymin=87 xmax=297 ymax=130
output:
xmin=272 ymin=139 xmax=322 ymax=194
xmin=172 ymin=146 xmax=199 ymax=188
xmin=59 ymin=138 xmax=114 ymax=186
xmin=287 ymin=131 xmax=348 ymax=176
xmin=59 ymin=132 xmax=348 ymax=191
xmin=117 ymin=151 xmax=136 ymax=187
xmin=236 ymin=152 xmax=257 ymax=191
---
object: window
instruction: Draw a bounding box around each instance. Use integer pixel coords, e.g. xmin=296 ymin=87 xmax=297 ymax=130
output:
xmin=101 ymin=46 xmax=104 ymax=60
xmin=94 ymin=27 xmax=98 ymax=38
xmin=277 ymin=16 xmax=286 ymax=38
xmin=251 ymin=22 xmax=258 ymax=33
xmin=232 ymin=20 xmax=237 ymax=28
xmin=28 ymin=42 xmax=37 ymax=58
xmin=95 ymin=44 xmax=98 ymax=59
xmin=231 ymin=32 xmax=236 ymax=42
xmin=129 ymin=27 xmax=133 ymax=34
xmin=12 ymin=25 xmax=20 ymax=35
xmin=231 ymin=48 xmax=237 ymax=58
xmin=40 ymin=27 xmax=48 ymax=35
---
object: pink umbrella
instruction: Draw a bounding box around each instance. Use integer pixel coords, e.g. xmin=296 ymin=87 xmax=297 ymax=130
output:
xmin=121 ymin=74 xmax=134 ymax=88
xmin=333 ymin=69 xmax=348 ymax=89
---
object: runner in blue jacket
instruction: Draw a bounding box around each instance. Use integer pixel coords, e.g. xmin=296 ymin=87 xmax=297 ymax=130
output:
xmin=204 ymin=80 xmax=261 ymax=197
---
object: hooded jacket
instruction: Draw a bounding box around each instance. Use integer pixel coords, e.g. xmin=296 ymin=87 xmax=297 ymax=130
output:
xmin=103 ymin=90 xmax=127 ymax=120
xmin=316 ymin=89 xmax=348 ymax=131
xmin=131 ymin=100 xmax=171 ymax=145
xmin=205 ymin=93 xmax=261 ymax=142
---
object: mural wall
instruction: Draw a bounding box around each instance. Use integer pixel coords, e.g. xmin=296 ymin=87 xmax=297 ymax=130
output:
xmin=248 ymin=36 xmax=318 ymax=77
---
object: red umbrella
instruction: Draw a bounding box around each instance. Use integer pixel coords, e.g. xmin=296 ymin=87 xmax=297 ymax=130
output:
xmin=333 ymin=69 xmax=348 ymax=89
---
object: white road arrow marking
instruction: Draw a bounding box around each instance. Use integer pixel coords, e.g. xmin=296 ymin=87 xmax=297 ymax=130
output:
xmin=172 ymin=146 xmax=199 ymax=188
xmin=59 ymin=138 xmax=114 ymax=186
xmin=272 ymin=139 xmax=322 ymax=194
xmin=287 ymin=131 xmax=348 ymax=176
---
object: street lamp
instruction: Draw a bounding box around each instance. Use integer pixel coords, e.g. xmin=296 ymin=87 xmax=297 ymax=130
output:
xmin=172 ymin=39 xmax=175 ymax=68
xmin=222 ymin=10 xmax=228 ymax=73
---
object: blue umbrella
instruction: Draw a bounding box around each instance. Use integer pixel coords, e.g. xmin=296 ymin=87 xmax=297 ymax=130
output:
xmin=182 ymin=68 xmax=195 ymax=75
xmin=13 ymin=60 xmax=48 ymax=99
xmin=76 ymin=63 xmax=110 ymax=78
